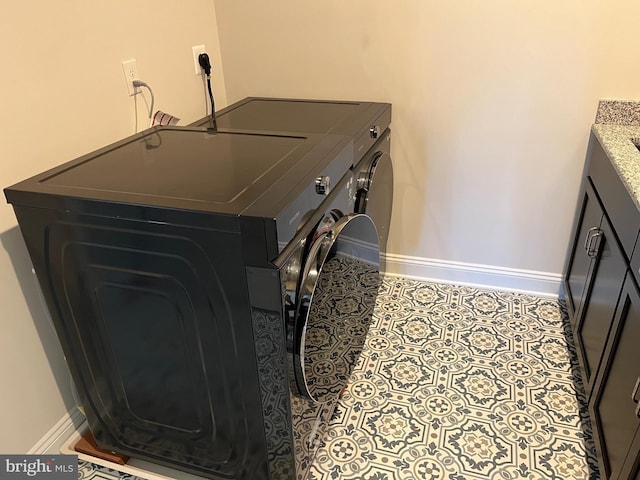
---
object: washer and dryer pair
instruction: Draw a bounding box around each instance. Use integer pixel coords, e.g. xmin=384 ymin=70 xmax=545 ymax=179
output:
xmin=200 ymin=98 xmax=393 ymax=478
xmin=5 ymin=98 xmax=392 ymax=480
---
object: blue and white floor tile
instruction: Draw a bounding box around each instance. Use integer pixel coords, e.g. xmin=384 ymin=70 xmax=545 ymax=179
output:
xmin=309 ymin=279 xmax=598 ymax=480
xmin=78 ymin=278 xmax=599 ymax=480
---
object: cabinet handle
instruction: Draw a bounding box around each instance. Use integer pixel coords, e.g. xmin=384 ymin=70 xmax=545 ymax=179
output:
xmin=586 ymin=230 xmax=603 ymax=258
xmin=633 ymin=377 xmax=640 ymax=403
xmin=583 ymin=227 xmax=599 ymax=252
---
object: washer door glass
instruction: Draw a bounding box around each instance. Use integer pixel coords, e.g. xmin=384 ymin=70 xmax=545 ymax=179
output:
xmin=294 ymin=214 xmax=380 ymax=403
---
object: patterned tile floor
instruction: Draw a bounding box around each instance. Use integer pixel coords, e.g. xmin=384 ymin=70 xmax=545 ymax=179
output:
xmin=78 ymin=278 xmax=599 ymax=480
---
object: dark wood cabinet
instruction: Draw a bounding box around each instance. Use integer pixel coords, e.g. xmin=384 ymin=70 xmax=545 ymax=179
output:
xmin=565 ymin=179 xmax=627 ymax=391
xmin=621 ymin=428 xmax=640 ymax=479
xmin=564 ymin=132 xmax=640 ymax=479
xmin=590 ymin=273 xmax=640 ymax=480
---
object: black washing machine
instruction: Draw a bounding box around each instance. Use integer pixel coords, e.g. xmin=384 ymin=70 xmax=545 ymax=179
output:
xmin=5 ymin=125 xmax=381 ymax=480
xmin=192 ymin=97 xmax=393 ymax=271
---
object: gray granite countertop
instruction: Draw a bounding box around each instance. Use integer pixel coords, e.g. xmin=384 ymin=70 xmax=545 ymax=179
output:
xmin=592 ymin=99 xmax=640 ymax=211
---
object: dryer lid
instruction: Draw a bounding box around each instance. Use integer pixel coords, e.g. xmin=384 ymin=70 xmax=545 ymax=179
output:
xmin=5 ymin=127 xmax=349 ymax=218
xmin=213 ymin=99 xmax=360 ymax=134
xmin=41 ymin=129 xmax=305 ymax=204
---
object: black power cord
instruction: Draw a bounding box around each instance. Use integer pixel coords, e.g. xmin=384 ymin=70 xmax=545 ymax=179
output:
xmin=198 ymin=53 xmax=217 ymax=132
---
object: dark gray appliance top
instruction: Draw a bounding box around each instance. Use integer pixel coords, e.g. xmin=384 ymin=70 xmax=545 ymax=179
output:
xmin=192 ymin=97 xmax=391 ymax=163
xmin=5 ymin=127 xmax=352 ymax=219
xmin=215 ymin=99 xmax=359 ymax=133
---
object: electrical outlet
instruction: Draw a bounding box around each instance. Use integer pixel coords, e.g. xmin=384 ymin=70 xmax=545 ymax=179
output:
xmin=121 ymin=59 xmax=139 ymax=96
xmin=192 ymin=45 xmax=206 ymax=75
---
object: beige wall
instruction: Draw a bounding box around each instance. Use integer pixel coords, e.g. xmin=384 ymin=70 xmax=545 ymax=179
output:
xmin=214 ymin=0 xmax=640 ymax=274
xmin=0 ymin=1 xmax=226 ymax=453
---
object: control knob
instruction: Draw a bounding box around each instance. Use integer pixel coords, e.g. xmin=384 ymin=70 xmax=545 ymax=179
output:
xmin=315 ymin=175 xmax=331 ymax=195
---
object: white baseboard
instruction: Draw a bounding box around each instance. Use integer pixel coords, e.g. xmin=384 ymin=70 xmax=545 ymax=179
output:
xmin=29 ymin=408 xmax=86 ymax=455
xmin=383 ymin=253 xmax=562 ymax=298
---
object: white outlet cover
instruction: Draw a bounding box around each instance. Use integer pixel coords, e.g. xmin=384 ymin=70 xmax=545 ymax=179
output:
xmin=121 ymin=59 xmax=138 ymax=96
xmin=192 ymin=45 xmax=206 ymax=75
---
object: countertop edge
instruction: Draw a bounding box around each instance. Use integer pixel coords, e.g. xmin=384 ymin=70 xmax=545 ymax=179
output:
xmin=595 ymin=99 xmax=640 ymax=126
xmin=591 ymin=123 xmax=640 ymax=212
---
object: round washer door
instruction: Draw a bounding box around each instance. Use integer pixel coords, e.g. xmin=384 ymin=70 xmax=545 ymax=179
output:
xmin=292 ymin=214 xmax=380 ymax=403
xmin=355 ymin=152 xmax=393 ymax=255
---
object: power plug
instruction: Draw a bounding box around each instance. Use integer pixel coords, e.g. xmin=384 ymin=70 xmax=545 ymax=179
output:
xmin=192 ymin=45 xmax=206 ymax=75
xmin=198 ymin=53 xmax=212 ymax=76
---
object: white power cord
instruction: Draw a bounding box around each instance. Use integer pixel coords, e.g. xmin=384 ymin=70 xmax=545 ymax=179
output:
xmin=132 ymin=80 xmax=155 ymax=129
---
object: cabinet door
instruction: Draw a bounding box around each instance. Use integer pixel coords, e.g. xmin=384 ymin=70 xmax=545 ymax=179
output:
xmin=565 ymin=180 xmax=604 ymax=326
xmin=575 ymin=210 xmax=627 ymax=390
xmin=619 ymin=426 xmax=640 ymax=479
xmin=590 ymin=273 xmax=640 ymax=480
